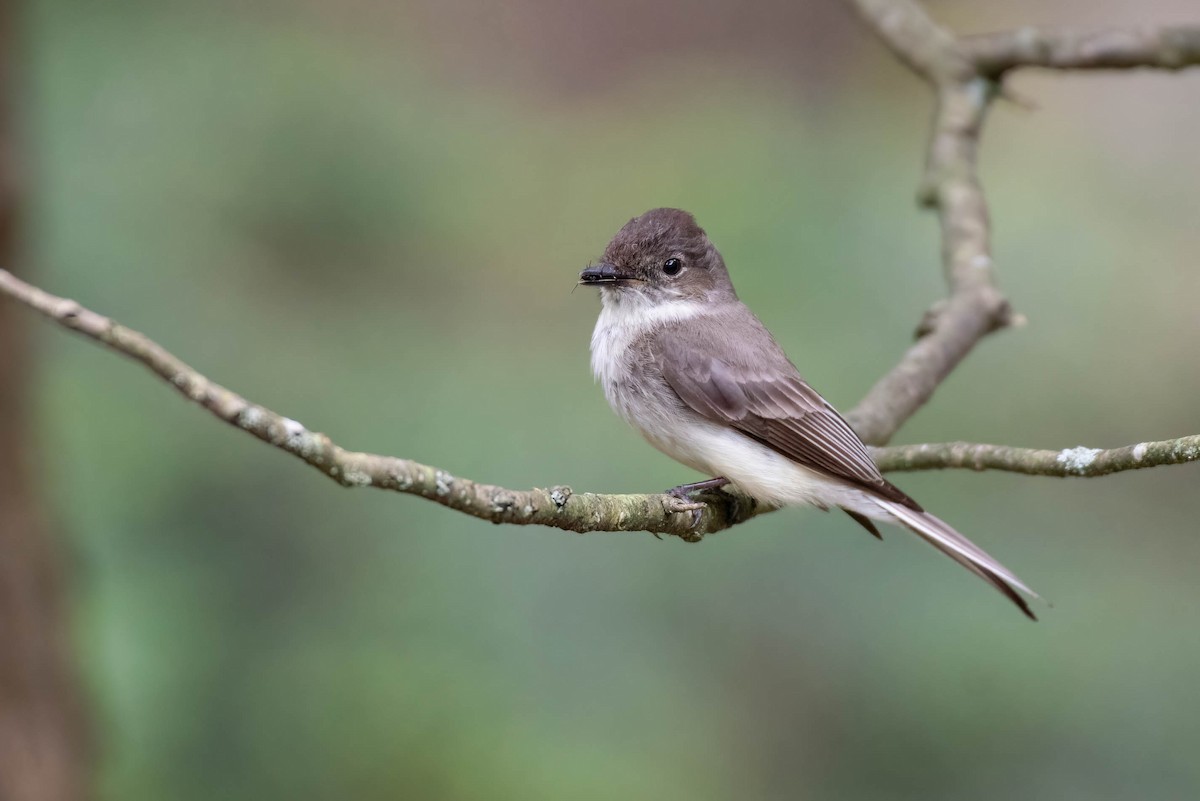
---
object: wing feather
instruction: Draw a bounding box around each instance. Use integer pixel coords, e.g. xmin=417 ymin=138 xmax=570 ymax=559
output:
xmin=654 ymin=328 xmax=920 ymax=509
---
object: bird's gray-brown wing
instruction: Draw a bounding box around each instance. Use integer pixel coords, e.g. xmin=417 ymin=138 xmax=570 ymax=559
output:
xmin=652 ymin=321 xmax=920 ymax=510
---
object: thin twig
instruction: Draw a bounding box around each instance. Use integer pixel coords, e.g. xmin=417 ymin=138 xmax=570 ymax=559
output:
xmin=843 ymin=0 xmax=1016 ymax=445
xmin=840 ymin=0 xmax=971 ymax=83
xmin=0 ymin=268 xmax=759 ymax=540
xmin=964 ymin=25 xmax=1200 ymax=76
xmin=873 ymin=438 xmax=1200 ymax=478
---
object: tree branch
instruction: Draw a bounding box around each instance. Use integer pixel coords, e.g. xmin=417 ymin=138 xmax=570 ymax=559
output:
xmin=0 ymin=268 xmax=762 ymax=541
xmin=841 ymin=3 xmax=1200 ymax=446
xmin=963 ymin=25 xmax=1200 ymax=76
xmin=3 ymin=269 xmax=1196 ymax=542
xmin=872 ymin=438 xmax=1200 ymax=478
xmin=843 ymin=0 xmax=1017 ymax=445
xmin=839 ymin=0 xmax=971 ymax=83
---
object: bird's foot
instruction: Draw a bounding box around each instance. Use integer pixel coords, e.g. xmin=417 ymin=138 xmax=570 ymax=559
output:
xmin=663 ymin=477 xmax=731 ymax=532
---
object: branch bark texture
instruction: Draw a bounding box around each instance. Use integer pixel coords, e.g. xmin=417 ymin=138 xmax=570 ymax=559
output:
xmin=873 ymin=438 xmax=1200 ymax=478
xmin=964 ymin=25 xmax=1200 ymax=76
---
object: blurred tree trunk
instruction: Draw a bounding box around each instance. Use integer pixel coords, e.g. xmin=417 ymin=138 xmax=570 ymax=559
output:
xmin=0 ymin=2 xmax=90 ymax=799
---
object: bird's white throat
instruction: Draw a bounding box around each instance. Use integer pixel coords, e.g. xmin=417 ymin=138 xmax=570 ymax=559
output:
xmin=590 ymin=294 xmax=708 ymax=389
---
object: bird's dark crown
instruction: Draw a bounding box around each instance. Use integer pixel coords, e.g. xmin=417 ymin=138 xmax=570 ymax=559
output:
xmin=580 ymin=208 xmax=736 ymax=302
xmin=602 ymin=208 xmax=709 ymax=267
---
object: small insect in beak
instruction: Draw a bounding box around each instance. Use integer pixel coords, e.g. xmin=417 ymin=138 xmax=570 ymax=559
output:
xmin=579 ymin=262 xmax=640 ymax=287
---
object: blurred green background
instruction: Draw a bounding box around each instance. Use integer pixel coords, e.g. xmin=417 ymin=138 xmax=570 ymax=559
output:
xmin=20 ymin=0 xmax=1200 ymax=798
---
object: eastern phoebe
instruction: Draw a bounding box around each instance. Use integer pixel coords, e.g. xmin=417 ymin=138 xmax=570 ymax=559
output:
xmin=581 ymin=208 xmax=1038 ymax=619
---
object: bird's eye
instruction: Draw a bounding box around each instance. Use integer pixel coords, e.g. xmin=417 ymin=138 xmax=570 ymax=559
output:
xmin=662 ymin=258 xmax=682 ymax=276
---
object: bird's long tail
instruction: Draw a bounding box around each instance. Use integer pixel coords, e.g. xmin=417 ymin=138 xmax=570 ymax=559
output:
xmin=877 ymin=500 xmax=1040 ymax=621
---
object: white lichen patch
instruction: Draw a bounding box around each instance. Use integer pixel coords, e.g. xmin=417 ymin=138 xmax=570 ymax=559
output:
xmin=970 ymin=254 xmax=992 ymax=270
xmin=965 ymin=77 xmax=991 ymax=109
xmin=342 ymin=470 xmax=372 ymax=487
xmin=490 ymin=491 xmax=515 ymax=513
xmin=293 ymin=434 xmax=320 ymax=458
xmin=435 ymin=470 xmax=453 ymax=496
xmin=238 ymin=406 xmax=266 ymax=430
xmin=279 ymin=417 xmax=320 ymax=458
xmin=549 ymin=487 xmax=572 ymax=510
xmin=1132 ymin=442 xmax=1148 ymax=462
xmin=1057 ymin=446 xmax=1101 ymax=474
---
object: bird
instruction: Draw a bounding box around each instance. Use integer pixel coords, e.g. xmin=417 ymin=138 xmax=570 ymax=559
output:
xmin=579 ymin=207 xmax=1039 ymax=619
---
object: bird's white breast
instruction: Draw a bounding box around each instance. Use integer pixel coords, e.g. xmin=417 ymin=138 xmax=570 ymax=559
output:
xmin=648 ymin=417 xmax=865 ymax=510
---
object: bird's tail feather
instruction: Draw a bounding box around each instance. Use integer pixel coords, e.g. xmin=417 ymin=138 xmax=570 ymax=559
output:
xmin=878 ymin=500 xmax=1040 ymax=621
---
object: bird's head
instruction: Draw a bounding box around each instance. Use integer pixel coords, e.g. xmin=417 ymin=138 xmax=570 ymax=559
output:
xmin=579 ymin=208 xmax=736 ymax=306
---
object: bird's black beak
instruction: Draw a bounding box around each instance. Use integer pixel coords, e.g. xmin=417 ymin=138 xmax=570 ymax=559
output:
xmin=579 ymin=262 xmax=637 ymax=285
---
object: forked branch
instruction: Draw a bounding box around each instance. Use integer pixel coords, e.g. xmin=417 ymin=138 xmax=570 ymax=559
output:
xmin=842 ymin=1 xmax=1200 ymax=446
